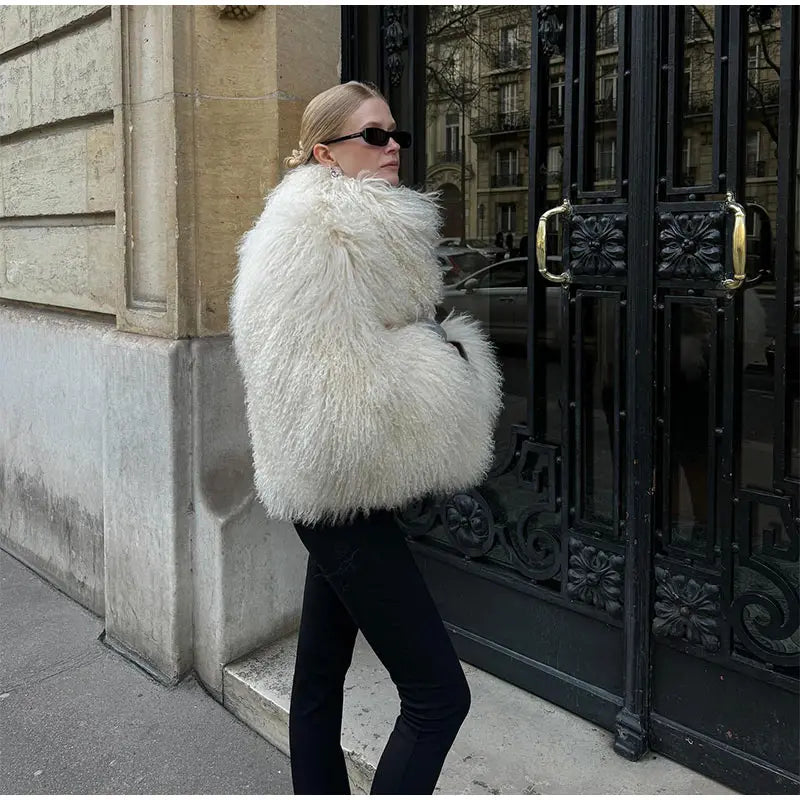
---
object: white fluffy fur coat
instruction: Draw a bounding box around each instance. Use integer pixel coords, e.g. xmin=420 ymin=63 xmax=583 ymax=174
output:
xmin=230 ymin=164 xmax=502 ymax=524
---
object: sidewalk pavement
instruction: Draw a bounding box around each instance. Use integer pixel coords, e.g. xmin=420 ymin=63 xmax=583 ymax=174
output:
xmin=0 ymin=548 xmax=292 ymax=795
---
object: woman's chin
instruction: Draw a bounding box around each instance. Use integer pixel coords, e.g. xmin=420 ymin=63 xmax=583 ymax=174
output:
xmin=381 ymin=168 xmax=400 ymax=186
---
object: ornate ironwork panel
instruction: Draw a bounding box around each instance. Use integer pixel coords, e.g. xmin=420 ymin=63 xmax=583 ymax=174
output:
xmin=343 ymin=4 xmax=799 ymax=791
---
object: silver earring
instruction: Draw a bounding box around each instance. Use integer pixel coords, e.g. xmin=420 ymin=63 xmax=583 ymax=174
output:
xmin=330 ymin=166 xmax=342 ymax=178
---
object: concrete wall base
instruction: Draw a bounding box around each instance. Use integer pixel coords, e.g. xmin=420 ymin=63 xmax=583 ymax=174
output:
xmin=0 ymin=303 xmax=305 ymax=689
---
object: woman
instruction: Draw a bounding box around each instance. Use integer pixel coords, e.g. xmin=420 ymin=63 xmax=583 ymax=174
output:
xmin=230 ymin=81 xmax=502 ymax=795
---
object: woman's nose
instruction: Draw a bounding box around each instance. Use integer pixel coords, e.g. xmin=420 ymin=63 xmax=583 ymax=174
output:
xmin=386 ymin=136 xmax=401 ymax=152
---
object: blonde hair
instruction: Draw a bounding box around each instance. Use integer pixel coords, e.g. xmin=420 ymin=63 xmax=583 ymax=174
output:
xmin=284 ymin=81 xmax=386 ymax=169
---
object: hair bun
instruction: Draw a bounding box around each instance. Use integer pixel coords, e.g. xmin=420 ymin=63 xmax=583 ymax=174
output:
xmin=283 ymin=145 xmax=306 ymax=169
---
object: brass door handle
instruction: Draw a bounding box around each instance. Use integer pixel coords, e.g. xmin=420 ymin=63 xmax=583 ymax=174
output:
xmin=721 ymin=191 xmax=746 ymax=291
xmin=536 ymin=198 xmax=572 ymax=284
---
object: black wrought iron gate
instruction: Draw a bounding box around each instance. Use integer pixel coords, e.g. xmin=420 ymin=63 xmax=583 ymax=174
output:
xmin=343 ymin=5 xmax=799 ymax=792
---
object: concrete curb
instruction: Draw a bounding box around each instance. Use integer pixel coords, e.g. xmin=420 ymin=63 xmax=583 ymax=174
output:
xmin=223 ymin=633 xmax=735 ymax=795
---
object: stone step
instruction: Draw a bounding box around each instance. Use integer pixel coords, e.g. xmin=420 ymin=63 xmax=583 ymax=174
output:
xmin=223 ymin=633 xmax=733 ymax=795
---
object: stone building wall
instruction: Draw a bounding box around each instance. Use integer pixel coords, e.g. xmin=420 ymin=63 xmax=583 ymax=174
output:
xmin=1 ymin=6 xmax=117 ymax=314
xmin=0 ymin=4 xmax=340 ymax=693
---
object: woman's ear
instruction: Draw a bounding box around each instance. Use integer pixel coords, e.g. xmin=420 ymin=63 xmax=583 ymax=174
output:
xmin=312 ymin=143 xmax=336 ymax=167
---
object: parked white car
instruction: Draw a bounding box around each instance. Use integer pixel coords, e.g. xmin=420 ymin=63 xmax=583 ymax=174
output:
xmin=438 ymin=237 xmax=507 ymax=262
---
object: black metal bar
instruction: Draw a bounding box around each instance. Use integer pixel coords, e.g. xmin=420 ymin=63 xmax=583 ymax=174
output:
xmin=718 ymin=8 xmax=746 ymax=656
xmin=528 ymin=5 xmax=549 ymax=440
xmin=562 ymin=7 xmax=577 ymax=200
xmin=725 ymin=8 xmax=745 ymax=190
xmin=613 ymin=290 xmax=624 ymax=538
xmin=575 ymin=291 xmax=586 ymax=523
xmin=614 ymin=4 xmax=658 ymax=762
xmin=377 ymin=7 xmax=388 ymax=96
xmin=559 ymin=5 xmax=578 ymax=587
xmin=577 ymin=7 xmax=593 ymax=195
xmin=617 ymin=7 xmax=629 ymax=200
xmin=560 ymin=277 xmax=573 ymax=587
xmin=710 ymin=6 xmax=726 ymax=194
xmin=406 ymin=6 xmax=427 ymax=189
xmin=649 ymin=715 xmax=800 ymax=794
xmin=661 ymin=297 xmax=675 ymax=550
xmin=705 ymin=296 xmax=720 ymax=566
xmin=665 ymin=7 xmax=680 ymax=193
xmin=340 ymin=6 xmax=358 ymax=81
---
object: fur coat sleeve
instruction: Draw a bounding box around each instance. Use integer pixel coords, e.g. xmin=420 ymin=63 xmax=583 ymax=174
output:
xmin=230 ymin=164 xmax=502 ymax=524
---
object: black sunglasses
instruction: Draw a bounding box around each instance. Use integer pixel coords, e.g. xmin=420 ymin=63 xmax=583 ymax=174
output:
xmin=321 ymin=127 xmax=412 ymax=149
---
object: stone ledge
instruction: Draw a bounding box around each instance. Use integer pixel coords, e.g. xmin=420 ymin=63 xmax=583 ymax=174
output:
xmin=223 ymin=633 xmax=734 ymax=795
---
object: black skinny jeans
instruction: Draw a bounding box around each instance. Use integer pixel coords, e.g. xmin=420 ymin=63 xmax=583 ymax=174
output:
xmin=290 ymin=510 xmax=470 ymax=795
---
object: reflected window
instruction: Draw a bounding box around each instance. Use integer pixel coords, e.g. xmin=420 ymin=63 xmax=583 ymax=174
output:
xmin=748 ymin=44 xmax=760 ymax=85
xmin=547 ymin=145 xmax=563 ymax=185
xmin=499 ymin=82 xmax=518 ymax=126
xmin=445 ymin=112 xmax=460 ymax=160
xmin=746 ymin=130 xmax=763 ymax=177
xmin=595 ymin=137 xmax=616 ymax=182
xmin=496 ymin=202 xmax=517 ymax=231
xmin=681 ymin=137 xmax=694 ymax=183
xmin=550 ymin=77 xmax=565 ymax=124
xmin=499 ymin=24 xmax=519 ymax=67
xmin=495 ymin=148 xmax=519 ymax=187
xmin=597 ymin=66 xmax=617 ymax=118
xmin=597 ymin=6 xmax=619 ymax=49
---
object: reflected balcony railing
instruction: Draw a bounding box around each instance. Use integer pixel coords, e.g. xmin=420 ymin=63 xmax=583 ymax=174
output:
xmin=490 ymin=173 xmax=525 ymax=188
xmin=493 ymin=45 xmax=525 ymax=70
xmin=746 ymin=159 xmax=766 ymax=178
xmin=594 ymin=166 xmax=616 ymax=182
xmin=434 ymin=150 xmax=462 ymax=164
xmin=549 ymin=105 xmax=565 ymax=125
xmin=686 ymin=89 xmax=714 ymax=115
xmin=595 ymin=96 xmax=617 ymax=120
xmin=747 ymin=81 xmax=780 ymax=108
xmin=471 ymin=111 xmax=531 ymax=135
xmin=597 ymin=32 xmax=619 ymax=50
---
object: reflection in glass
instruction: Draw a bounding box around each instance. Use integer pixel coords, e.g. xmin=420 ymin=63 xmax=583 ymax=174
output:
xmin=591 ymin=6 xmax=620 ymax=188
xmin=542 ymin=39 xmax=567 ymax=445
xmin=426 ymin=6 xmax=532 ymax=475
xmin=678 ymin=5 xmax=716 ymax=187
xmin=740 ymin=7 xmax=785 ymax=490
xmin=668 ymin=302 xmax=714 ymax=549
xmin=577 ymin=296 xmax=617 ymax=526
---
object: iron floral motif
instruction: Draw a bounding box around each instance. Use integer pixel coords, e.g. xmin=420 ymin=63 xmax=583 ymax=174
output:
xmin=566 ymin=538 xmax=624 ymax=617
xmin=395 ymin=496 xmax=439 ymax=538
xmin=508 ymin=512 xmax=561 ymax=582
xmin=658 ymin=212 xmax=724 ymax=280
xmin=653 ymin=567 xmax=721 ymax=652
xmin=383 ymin=7 xmax=408 ymax=87
xmin=537 ymin=6 xmax=565 ymax=58
xmin=569 ymin=214 xmax=627 ymax=276
xmin=442 ymin=491 xmax=495 ymax=558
